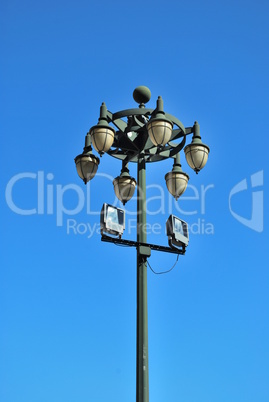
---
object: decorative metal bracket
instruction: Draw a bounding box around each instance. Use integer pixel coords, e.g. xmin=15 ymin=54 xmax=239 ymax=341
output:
xmin=102 ymin=107 xmax=194 ymax=164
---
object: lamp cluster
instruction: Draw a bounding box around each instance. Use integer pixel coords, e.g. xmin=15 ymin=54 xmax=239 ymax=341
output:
xmin=75 ymin=87 xmax=210 ymax=203
xmin=74 ymin=87 xmax=210 ymax=402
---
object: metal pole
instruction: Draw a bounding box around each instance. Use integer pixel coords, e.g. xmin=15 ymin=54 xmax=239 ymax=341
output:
xmin=136 ymin=156 xmax=149 ymax=402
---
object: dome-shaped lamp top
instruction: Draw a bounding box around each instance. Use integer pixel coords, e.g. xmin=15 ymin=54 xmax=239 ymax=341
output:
xmin=133 ymin=86 xmax=151 ymax=105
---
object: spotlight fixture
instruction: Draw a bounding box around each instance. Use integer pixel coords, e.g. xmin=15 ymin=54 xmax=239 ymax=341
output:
xmin=166 ymin=214 xmax=189 ymax=249
xmin=100 ymin=203 xmax=125 ymax=239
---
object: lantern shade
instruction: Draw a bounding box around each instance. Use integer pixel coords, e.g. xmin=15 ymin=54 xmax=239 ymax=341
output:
xmin=90 ymin=126 xmax=115 ymax=154
xmin=147 ymin=96 xmax=173 ymax=146
xmin=165 ymin=171 xmax=189 ymax=200
xmin=184 ymin=143 xmax=209 ymax=173
xmin=147 ymin=120 xmax=173 ymax=146
xmin=113 ymin=175 xmax=136 ymax=205
xmin=75 ymin=154 xmax=100 ymax=184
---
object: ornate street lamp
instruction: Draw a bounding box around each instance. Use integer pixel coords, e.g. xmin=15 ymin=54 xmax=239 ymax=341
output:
xmin=184 ymin=121 xmax=210 ymax=173
xmin=147 ymin=96 xmax=173 ymax=146
xmin=74 ymin=132 xmax=100 ymax=184
xmin=165 ymin=153 xmax=189 ymax=200
xmin=90 ymin=102 xmax=115 ymax=155
xmin=74 ymin=86 xmax=210 ymax=402
xmin=113 ymin=163 xmax=136 ymax=205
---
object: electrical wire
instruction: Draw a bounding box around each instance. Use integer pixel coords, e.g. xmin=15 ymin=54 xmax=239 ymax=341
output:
xmin=147 ymin=254 xmax=179 ymax=275
xmin=113 ymin=241 xmax=180 ymax=274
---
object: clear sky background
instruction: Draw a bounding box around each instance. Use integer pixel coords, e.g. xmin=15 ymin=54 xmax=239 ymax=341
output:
xmin=1 ymin=1 xmax=268 ymax=401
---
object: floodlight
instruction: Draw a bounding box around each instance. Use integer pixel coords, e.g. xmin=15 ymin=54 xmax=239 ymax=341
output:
xmin=166 ymin=215 xmax=189 ymax=249
xmin=100 ymin=203 xmax=125 ymax=238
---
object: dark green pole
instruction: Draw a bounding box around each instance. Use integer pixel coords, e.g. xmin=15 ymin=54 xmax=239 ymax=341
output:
xmin=136 ymin=156 xmax=149 ymax=402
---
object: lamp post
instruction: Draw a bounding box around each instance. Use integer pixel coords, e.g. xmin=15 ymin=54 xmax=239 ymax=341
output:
xmin=75 ymin=86 xmax=210 ymax=402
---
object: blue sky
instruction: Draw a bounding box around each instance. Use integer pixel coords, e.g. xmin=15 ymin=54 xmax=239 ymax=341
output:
xmin=1 ymin=1 xmax=268 ymax=401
